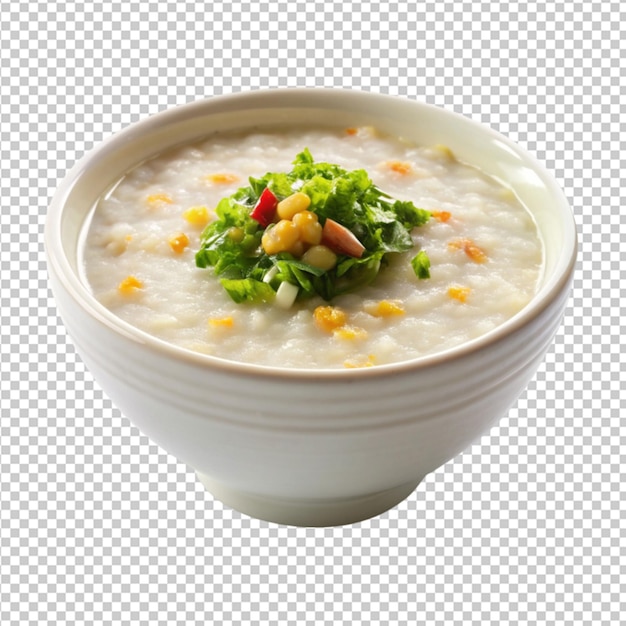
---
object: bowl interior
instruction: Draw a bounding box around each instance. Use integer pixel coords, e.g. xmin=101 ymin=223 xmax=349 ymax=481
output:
xmin=47 ymin=89 xmax=577 ymax=371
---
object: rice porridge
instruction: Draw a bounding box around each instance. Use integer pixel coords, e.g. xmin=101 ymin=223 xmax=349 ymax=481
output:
xmin=82 ymin=126 xmax=543 ymax=369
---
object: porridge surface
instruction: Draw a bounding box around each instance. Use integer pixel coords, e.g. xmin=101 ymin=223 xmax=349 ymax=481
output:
xmin=82 ymin=126 xmax=543 ymax=369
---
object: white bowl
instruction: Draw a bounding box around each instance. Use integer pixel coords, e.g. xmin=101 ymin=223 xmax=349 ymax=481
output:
xmin=45 ymin=89 xmax=577 ymax=526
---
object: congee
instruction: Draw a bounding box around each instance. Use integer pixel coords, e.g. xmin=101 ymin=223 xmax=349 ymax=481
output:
xmin=81 ymin=126 xmax=543 ymax=368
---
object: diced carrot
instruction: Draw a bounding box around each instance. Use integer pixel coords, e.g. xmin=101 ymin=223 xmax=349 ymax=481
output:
xmin=431 ymin=210 xmax=452 ymax=223
xmin=385 ymin=160 xmax=413 ymax=175
xmin=345 ymin=127 xmax=358 ymax=135
xmin=448 ymin=238 xmax=488 ymax=263
xmin=465 ymin=242 xmax=488 ymax=263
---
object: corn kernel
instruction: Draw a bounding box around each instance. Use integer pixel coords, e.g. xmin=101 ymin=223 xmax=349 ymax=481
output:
xmin=206 ymin=173 xmax=239 ymax=185
xmin=288 ymin=240 xmax=305 ymax=258
xmin=314 ymin=305 xmax=347 ymax=332
xmin=366 ymin=300 xmax=405 ymax=317
xmin=292 ymin=210 xmax=322 ymax=245
xmin=146 ymin=192 xmax=173 ymax=206
xmin=208 ymin=316 xmax=234 ymax=328
xmin=276 ymin=192 xmax=311 ymax=220
xmin=301 ymin=244 xmax=337 ymax=271
xmin=448 ymin=238 xmax=488 ymax=263
xmin=432 ymin=144 xmax=455 ymax=160
xmin=344 ymin=354 xmax=376 ymax=368
xmin=183 ymin=206 xmax=210 ymax=227
xmin=333 ymin=326 xmax=368 ymax=341
xmin=168 ymin=232 xmax=189 ymax=254
xmin=261 ymin=220 xmax=300 ymax=255
xmin=448 ymin=285 xmax=471 ymax=303
xmin=118 ymin=275 xmax=143 ymax=294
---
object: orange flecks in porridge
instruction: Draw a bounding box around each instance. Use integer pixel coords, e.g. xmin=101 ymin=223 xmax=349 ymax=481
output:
xmin=208 ymin=316 xmax=234 ymax=329
xmin=118 ymin=275 xmax=144 ymax=294
xmin=168 ymin=232 xmax=189 ymax=254
xmin=345 ymin=126 xmax=378 ymax=138
xmin=384 ymin=160 xmax=413 ymax=175
xmin=365 ymin=300 xmax=405 ymax=318
xmin=431 ymin=210 xmax=452 ymax=223
xmin=448 ymin=238 xmax=488 ymax=263
xmin=448 ymin=285 xmax=471 ymax=303
xmin=344 ymin=354 xmax=376 ymax=368
xmin=146 ymin=192 xmax=174 ymax=206
xmin=206 ymin=173 xmax=239 ymax=185
xmin=333 ymin=326 xmax=368 ymax=341
xmin=182 ymin=206 xmax=210 ymax=227
xmin=314 ymin=306 xmax=347 ymax=333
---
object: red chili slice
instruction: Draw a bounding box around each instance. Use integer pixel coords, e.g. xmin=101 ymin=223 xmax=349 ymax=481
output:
xmin=250 ymin=188 xmax=278 ymax=227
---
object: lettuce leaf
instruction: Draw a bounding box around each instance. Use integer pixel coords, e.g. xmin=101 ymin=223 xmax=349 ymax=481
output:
xmin=220 ymin=278 xmax=275 ymax=304
xmin=196 ymin=150 xmax=431 ymax=304
xmin=411 ymin=250 xmax=431 ymax=279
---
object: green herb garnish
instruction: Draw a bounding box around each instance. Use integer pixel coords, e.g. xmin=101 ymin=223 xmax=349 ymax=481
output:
xmin=411 ymin=249 xmax=431 ymax=280
xmin=195 ymin=150 xmax=432 ymax=306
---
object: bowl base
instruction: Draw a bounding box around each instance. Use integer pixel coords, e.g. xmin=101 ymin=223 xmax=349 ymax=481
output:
xmin=196 ymin=473 xmax=422 ymax=527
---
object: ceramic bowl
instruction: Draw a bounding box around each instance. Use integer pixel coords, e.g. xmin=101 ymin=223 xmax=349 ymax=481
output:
xmin=45 ymin=89 xmax=577 ymax=526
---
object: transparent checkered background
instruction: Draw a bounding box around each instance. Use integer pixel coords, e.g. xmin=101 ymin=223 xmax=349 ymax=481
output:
xmin=1 ymin=1 xmax=622 ymax=624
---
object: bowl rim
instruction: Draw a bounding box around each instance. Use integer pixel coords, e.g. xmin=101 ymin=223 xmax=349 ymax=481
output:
xmin=45 ymin=87 xmax=578 ymax=381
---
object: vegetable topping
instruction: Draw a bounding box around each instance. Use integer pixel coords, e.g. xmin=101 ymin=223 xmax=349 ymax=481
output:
xmin=250 ymin=187 xmax=279 ymax=227
xmin=195 ymin=149 xmax=432 ymax=305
